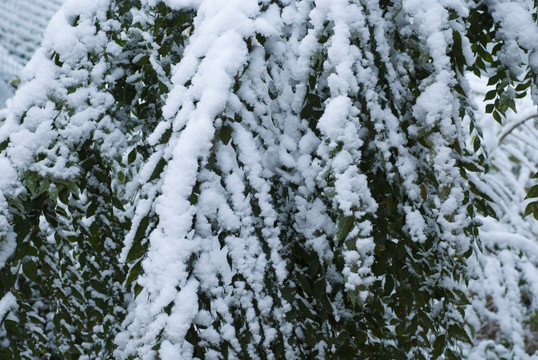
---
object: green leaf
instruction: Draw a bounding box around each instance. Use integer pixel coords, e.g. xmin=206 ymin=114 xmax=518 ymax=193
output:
xmin=491 ymin=42 xmax=503 ymax=55
xmin=54 ymin=53 xmax=63 ymax=67
xmin=126 ymin=237 xmax=148 ymax=264
xmin=336 ymin=215 xmax=354 ymax=246
xmin=1 ymin=269 xmax=14 ymax=290
xmin=23 ymin=261 xmax=38 ymax=282
xmin=453 ymin=289 xmax=471 ymax=305
xmin=219 ymin=125 xmax=233 ymax=145
xmin=524 ymin=201 xmax=537 ymax=218
xmin=133 ymin=54 xmax=149 ymax=66
xmin=112 ymin=196 xmax=125 ymax=211
xmin=418 ymin=135 xmax=433 ymax=148
xmin=386 ymin=197 xmax=397 ymax=212
xmin=492 ymin=111 xmax=502 ymax=123
xmin=307 ymin=93 xmax=322 ymax=108
xmin=24 ymin=172 xmax=39 ymax=196
xmin=124 ymin=85 xmax=137 ymax=103
xmin=9 ymin=76 xmax=20 ymax=88
xmin=419 ymin=311 xmax=434 ymax=332
xmin=5 ymin=319 xmax=19 ymax=336
xmin=87 ymin=201 xmax=98 ymax=217
xmin=463 ymin=162 xmax=480 ymax=172
xmin=448 ymin=324 xmax=472 ymax=344
xmin=0 ymin=348 xmax=13 ymax=359
xmin=384 ymin=275 xmax=394 ymax=295
xmin=487 ymin=75 xmax=498 ymax=86
xmin=300 ymin=104 xmax=312 ymax=119
xmin=296 ymin=272 xmax=313 ymax=297
xmin=281 ymin=287 xmax=294 ymax=302
xmin=126 ymin=215 xmax=150 ymax=263
xmin=134 ymin=284 xmax=143 ymax=298
xmin=420 ymin=184 xmax=427 ymax=201
xmin=128 ymin=148 xmax=137 ymax=164
xmin=159 ymin=127 xmax=173 ymax=144
xmin=446 ymin=349 xmax=459 ymax=360
xmin=515 ymin=81 xmax=531 ymax=91
xmin=14 ymin=242 xmax=30 ymax=261
xmin=37 ymin=178 xmax=50 ymax=198
xmin=255 ymin=33 xmax=266 ymax=46
xmin=0 ymin=139 xmax=9 ymax=152
xmin=482 ymin=51 xmax=493 ymax=63
xmin=484 ymin=90 xmax=496 ymax=101
xmin=525 ymin=185 xmax=538 ymax=199
xmin=432 ymin=334 xmax=446 ymax=359
xmin=148 ymin=158 xmax=167 ymax=182
xmin=473 ymin=137 xmax=480 ymax=152
xmin=126 ymin=259 xmax=144 ymax=287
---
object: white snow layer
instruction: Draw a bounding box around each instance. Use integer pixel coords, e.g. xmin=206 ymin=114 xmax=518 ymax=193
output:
xmin=0 ymin=0 xmax=536 ymax=359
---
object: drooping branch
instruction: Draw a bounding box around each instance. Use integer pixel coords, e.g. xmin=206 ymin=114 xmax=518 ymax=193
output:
xmin=498 ymin=114 xmax=538 ymax=144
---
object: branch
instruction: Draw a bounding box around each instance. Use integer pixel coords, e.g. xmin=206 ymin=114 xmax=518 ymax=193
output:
xmin=498 ymin=114 xmax=538 ymax=144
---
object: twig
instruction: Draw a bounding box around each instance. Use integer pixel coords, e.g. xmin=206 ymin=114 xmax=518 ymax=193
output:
xmin=498 ymin=114 xmax=538 ymax=144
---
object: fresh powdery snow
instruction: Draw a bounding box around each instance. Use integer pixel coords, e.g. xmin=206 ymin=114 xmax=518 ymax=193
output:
xmin=0 ymin=0 xmax=537 ymax=359
xmin=464 ymin=73 xmax=538 ymax=360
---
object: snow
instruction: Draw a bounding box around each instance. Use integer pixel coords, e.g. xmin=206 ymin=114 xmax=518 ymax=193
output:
xmin=489 ymin=1 xmax=538 ymax=52
xmin=0 ymin=293 xmax=17 ymax=323
xmin=464 ymin=71 xmax=538 ymax=359
xmin=405 ymin=207 xmax=428 ymax=243
xmin=1 ymin=0 xmax=538 ymax=358
xmin=486 ymin=0 xmax=538 ymax=77
xmin=117 ymin=1 xmax=291 ymax=357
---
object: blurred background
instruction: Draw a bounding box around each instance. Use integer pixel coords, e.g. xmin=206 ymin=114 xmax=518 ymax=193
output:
xmin=0 ymin=0 xmax=64 ymax=106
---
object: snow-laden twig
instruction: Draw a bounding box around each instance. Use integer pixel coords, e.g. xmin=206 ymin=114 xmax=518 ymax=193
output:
xmin=498 ymin=113 xmax=538 ymax=144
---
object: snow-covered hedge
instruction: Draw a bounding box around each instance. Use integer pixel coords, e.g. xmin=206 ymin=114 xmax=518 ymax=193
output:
xmin=0 ymin=1 xmax=536 ymax=359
